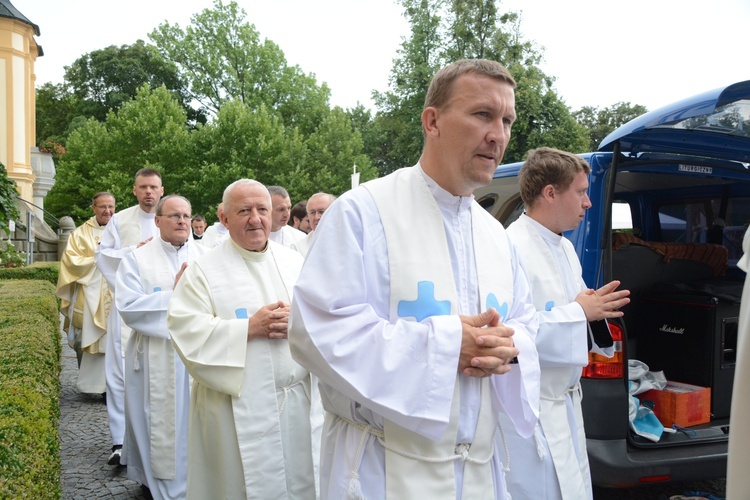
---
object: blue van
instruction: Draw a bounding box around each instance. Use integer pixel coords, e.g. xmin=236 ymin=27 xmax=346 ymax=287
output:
xmin=475 ymin=80 xmax=750 ymax=488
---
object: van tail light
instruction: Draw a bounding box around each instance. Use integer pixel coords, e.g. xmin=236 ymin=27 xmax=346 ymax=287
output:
xmin=582 ymin=321 xmax=624 ymax=379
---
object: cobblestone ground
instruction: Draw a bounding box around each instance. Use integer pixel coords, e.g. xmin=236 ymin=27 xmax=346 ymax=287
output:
xmin=59 ymin=333 xmax=146 ymax=500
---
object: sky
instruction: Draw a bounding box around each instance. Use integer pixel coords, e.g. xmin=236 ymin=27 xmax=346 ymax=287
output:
xmin=13 ymin=0 xmax=750 ymax=113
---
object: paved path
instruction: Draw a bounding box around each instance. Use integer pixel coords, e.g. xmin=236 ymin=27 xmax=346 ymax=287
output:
xmin=59 ymin=333 xmax=145 ymax=499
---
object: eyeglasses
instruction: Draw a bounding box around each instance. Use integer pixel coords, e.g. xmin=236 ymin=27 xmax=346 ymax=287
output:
xmin=161 ymin=213 xmax=192 ymax=221
xmin=309 ymin=209 xmax=327 ymax=217
xmin=94 ymin=205 xmax=115 ymax=210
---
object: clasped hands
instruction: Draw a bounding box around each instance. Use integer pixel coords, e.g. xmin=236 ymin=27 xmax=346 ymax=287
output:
xmin=459 ymin=307 xmax=518 ymax=378
xmin=247 ymin=301 xmax=290 ymax=340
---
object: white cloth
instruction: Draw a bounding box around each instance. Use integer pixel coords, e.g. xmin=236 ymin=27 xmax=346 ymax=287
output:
xmin=270 ymin=225 xmax=307 ymax=248
xmin=168 ymin=239 xmax=318 ymax=500
xmin=201 ymin=222 xmax=228 ymax=248
xmin=95 ymin=205 xmax=158 ymax=447
xmin=291 ymin=231 xmax=313 ymax=257
xmin=503 ymin=213 xmax=611 ymax=500
xmin=116 ymin=237 xmax=206 ymax=498
xmin=289 ymin=165 xmax=540 ymax=499
xmin=727 ymin=226 xmax=750 ymax=498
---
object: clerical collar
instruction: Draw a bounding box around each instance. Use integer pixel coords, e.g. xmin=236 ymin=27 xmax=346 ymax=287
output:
xmin=417 ymin=163 xmax=475 ymax=213
xmin=230 ymin=239 xmax=269 ymax=263
xmin=158 ymin=236 xmax=186 ymax=253
xmin=522 ymin=213 xmax=563 ymax=245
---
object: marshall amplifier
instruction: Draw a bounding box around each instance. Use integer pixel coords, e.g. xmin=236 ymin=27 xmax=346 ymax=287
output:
xmin=635 ymin=279 xmax=741 ymax=420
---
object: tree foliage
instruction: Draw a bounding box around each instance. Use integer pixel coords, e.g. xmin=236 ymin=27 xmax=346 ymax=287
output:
xmin=44 ymin=85 xmax=192 ymax=224
xmin=370 ymin=0 xmax=590 ymax=174
xmin=149 ymin=0 xmax=330 ymax=135
xmin=574 ymin=102 xmax=649 ymax=151
xmin=0 ymin=162 xmax=20 ymax=236
xmin=36 ymin=41 xmax=198 ymax=145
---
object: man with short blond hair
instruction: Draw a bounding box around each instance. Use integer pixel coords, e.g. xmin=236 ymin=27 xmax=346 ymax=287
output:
xmin=96 ymin=168 xmax=164 ymax=466
xmin=502 ymin=147 xmax=629 ymax=500
xmin=57 ymin=192 xmax=116 ymax=395
xmin=289 ymin=59 xmax=540 ymax=499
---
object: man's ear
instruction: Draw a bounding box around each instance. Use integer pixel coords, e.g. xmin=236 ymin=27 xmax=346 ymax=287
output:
xmin=541 ymin=184 xmax=556 ymax=204
xmin=422 ymin=107 xmax=439 ymax=137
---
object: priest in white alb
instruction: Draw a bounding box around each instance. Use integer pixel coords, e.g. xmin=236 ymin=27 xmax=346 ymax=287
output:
xmin=289 ymin=59 xmax=540 ymax=499
xmin=95 ymin=168 xmax=164 ymax=465
xmin=268 ymin=185 xmax=306 ymax=248
xmin=57 ymin=192 xmax=115 ymax=395
xmin=116 ymin=195 xmax=207 ymax=499
xmin=290 ymin=192 xmax=335 ymax=258
xmin=503 ymin=147 xmax=630 ymax=499
xmin=167 ymin=179 xmax=319 ymax=499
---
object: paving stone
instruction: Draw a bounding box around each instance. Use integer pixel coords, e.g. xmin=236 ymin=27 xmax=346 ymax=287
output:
xmin=59 ymin=331 xmax=145 ymax=499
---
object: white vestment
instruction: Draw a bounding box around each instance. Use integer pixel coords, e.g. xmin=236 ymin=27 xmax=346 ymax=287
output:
xmin=291 ymin=232 xmax=314 ymax=257
xmin=200 ymin=221 xmax=228 ymax=248
xmin=116 ymin=237 xmax=207 ymax=498
xmin=727 ymin=227 xmax=750 ymax=497
xmin=56 ymin=216 xmax=109 ymax=394
xmin=289 ymin=165 xmax=540 ymax=499
xmin=270 ymin=225 xmax=307 ymax=248
xmin=95 ymin=205 xmax=158 ymax=447
xmin=168 ymin=239 xmax=319 ymax=500
xmin=504 ymin=214 xmax=612 ymax=500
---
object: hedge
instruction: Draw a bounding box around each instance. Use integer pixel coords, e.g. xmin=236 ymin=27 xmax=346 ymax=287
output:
xmin=0 ymin=261 xmax=59 ymax=285
xmin=0 ymin=279 xmax=61 ymax=499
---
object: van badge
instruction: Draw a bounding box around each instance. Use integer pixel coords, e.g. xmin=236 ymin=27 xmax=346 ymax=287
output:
xmin=659 ymin=324 xmax=685 ymax=334
xmin=678 ymin=164 xmax=713 ymax=174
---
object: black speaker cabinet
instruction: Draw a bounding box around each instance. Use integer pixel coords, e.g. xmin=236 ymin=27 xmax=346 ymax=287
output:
xmin=635 ymin=283 xmax=739 ymax=420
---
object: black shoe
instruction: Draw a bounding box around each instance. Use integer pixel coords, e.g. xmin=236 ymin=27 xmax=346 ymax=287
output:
xmin=141 ymin=484 xmax=154 ymax=500
xmin=107 ymin=445 xmax=122 ymax=466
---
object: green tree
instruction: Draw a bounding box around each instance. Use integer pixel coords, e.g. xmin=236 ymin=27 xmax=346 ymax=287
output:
xmin=149 ymin=0 xmax=330 ymax=135
xmin=35 ymin=41 xmax=201 ymax=145
xmin=35 ymin=82 xmax=77 ymax=145
xmin=289 ymin=108 xmax=377 ymax=199
xmin=45 ymin=85 xmax=192 ymax=224
xmin=64 ymin=40 xmax=197 ymax=123
xmin=371 ymin=0 xmax=589 ymax=173
xmin=574 ymin=102 xmax=648 ymax=151
xmin=371 ymin=0 xmax=442 ymax=175
xmin=0 ymin=162 xmax=20 ymax=236
xmin=184 ymin=100 xmax=304 ymax=215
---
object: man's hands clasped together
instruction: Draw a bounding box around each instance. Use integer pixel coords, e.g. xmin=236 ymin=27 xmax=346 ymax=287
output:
xmin=248 ymin=301 xmax=290 ymax=340
xmin=459 ymin=307 xmax=518 ymax=378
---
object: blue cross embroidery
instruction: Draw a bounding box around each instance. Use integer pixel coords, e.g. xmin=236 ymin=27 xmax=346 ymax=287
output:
xmin=397 ymin=281 xmax=451 ymax=322
xmin=486 ymin=293 xmax=509 ymax=322
xmin=545 ymin=301 xmax=555 ymax=311
xmin=235 ymin=308 xmax=249 ymax=319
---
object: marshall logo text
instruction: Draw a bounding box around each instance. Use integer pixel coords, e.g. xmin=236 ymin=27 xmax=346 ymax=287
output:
xmin=659 ymin=324 xmax=685 ymax=334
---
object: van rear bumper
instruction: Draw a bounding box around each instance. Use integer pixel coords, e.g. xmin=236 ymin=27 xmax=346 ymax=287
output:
xmin=588 ymin=438 xmax=728 ymax=488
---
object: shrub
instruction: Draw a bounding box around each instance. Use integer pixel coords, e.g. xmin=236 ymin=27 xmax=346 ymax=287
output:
xmin=0 ymin=279 xmax=61 ymax=499
xmin=0 ymin=261 xmax=59 ymax=285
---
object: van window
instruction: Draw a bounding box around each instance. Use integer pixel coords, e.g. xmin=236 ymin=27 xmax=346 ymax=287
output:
xmin=656 ymin=198 xmax=750 ymax=263
xmin=612 ymin=202 xmax=633 ymax=230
